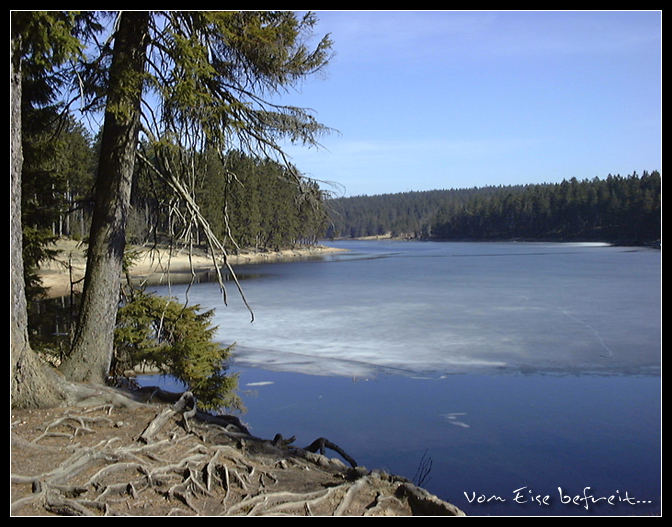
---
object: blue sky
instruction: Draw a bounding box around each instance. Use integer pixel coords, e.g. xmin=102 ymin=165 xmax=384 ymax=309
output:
xmin=275 ymin=10 xmax=662 ymax=197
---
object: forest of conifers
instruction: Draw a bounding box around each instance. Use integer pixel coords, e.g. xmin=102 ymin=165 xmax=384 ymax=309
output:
xmin=324 ymin=171 xmax=661 ymax=245
xmin=22 ymin=112 xmax=328 ymax=286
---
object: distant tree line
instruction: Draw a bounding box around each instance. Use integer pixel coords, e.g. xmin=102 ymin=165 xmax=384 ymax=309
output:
xmin=324 ymin=171 xmax=661 ymax=245
xmin=324 ymin=187 xmax=501 ymax=239
xmin=430 ymin=172 xmax=660 ymax=244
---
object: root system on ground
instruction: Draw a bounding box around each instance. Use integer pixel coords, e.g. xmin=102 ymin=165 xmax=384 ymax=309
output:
xmin=11 ymin=389 xmax=465 ymax=517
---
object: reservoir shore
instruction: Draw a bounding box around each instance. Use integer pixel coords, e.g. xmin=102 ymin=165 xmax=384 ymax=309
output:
xmin=37 ymin=238 xmax=347 ymax=299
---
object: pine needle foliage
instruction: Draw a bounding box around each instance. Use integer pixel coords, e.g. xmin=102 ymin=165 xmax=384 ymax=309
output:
xmin=113 ymin=290 xmax=241 ymax=412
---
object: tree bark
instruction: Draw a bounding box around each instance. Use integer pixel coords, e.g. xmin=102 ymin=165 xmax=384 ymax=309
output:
xmin=10 ymin=32 xmax=68 ymax=408
xmin=60 ymin=12 xmax=150 ymax=384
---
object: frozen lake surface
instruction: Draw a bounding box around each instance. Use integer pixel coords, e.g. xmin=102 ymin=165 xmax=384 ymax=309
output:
xmin=142 ymin=240 xmax=661 ymax=515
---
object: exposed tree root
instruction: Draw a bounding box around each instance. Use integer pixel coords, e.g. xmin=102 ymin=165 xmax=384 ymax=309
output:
xmin=11 ymin=391 xmax=465 ymax=516
xmin=304 ymin=437 xmax=358 ymax=469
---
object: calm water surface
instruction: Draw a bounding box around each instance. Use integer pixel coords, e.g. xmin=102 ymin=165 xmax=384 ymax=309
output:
xmin=140 ymin=240 xmax=661 ymax=516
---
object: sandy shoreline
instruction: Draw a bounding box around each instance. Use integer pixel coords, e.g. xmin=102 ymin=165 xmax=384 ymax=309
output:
xmin=37 ymin=238 xmax=346 ymax=299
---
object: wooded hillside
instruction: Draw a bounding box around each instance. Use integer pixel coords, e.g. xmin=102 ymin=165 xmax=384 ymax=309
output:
xmin=324 ymin=171 xmax=661 ymax=245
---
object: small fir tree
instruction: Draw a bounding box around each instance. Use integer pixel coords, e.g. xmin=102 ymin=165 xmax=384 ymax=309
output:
xmin=113 ymin=290 xmax=241 ymax=412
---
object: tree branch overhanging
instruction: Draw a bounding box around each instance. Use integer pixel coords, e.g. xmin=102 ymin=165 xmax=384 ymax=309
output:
xmin=135 ymin=149 xmax=255 ymax=322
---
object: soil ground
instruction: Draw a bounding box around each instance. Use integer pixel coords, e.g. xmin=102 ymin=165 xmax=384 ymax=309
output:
xmin=10 ymin=394 xmax=465 ymax=517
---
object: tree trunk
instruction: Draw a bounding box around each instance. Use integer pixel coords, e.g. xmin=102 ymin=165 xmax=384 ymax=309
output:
xmin=10 ymin=32 xmax=68 ymax=409
xmin=60 ymin=12 xmax=150 ymax=384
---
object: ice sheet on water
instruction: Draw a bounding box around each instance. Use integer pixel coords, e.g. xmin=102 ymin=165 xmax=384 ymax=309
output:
xmin=154 ymin=241 xmax=660 ymax=379
xmin=221 ymin=302 xmax=659 ymax=377
xmin=220 ymin=295 xmax=657 ymax=378
xmin=442 ymin=412 xmax=471 ymax=428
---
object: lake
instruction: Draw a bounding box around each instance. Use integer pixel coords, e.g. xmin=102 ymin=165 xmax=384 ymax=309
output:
xmin=138 ymin=240 xmax=661 ymax=516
